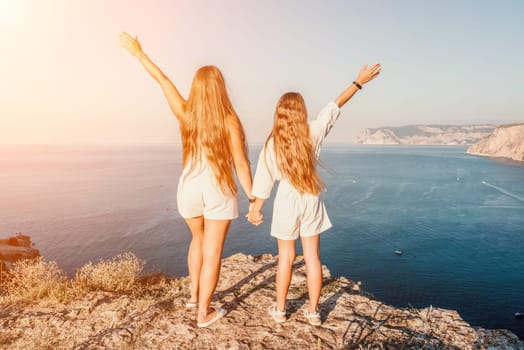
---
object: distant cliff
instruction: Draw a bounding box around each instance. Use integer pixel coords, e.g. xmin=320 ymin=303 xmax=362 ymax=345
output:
xmin=355 ymin=125 xmax=496 ymax=145
xmin=467 ymin=124 xmax=524 ymax=162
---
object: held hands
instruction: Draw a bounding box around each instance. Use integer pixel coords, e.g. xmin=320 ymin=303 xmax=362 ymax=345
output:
xmin=246 ymin=209 xmax=263 ymax=226
xmin=355 ymin=64 xmax=381 ymax=86
xmin=119 ymin=32 xmax=144 ymax=58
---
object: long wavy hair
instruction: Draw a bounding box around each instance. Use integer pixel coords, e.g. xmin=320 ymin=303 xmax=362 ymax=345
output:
xmin=181 ymin=65 xmax=246 ymax=195
xmin=265 ymin=92 xmax=324 ymax=195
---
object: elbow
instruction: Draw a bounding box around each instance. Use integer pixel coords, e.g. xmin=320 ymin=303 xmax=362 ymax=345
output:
xmin=157 ymin=74 xmax=170 ymax=85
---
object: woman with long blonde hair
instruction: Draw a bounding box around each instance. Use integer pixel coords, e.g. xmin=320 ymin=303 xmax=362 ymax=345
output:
xmin=248 ymin=64 xmax=381 ymax=325
xmin=120 ymin=32 xmax=254 ymax=328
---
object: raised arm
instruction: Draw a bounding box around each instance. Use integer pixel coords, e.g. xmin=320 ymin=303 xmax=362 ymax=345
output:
xmin=335 ymin=64 xmax=381 ymax=108
xmin=120 ymin=32 xmax=186 ymax=120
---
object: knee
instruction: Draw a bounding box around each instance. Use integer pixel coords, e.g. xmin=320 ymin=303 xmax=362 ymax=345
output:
xmin=201 ymin=245 xmax=222 ymax=262
xmin=303 ymin=252 xmax=321 ymax=267
xmin=191 ymin=234 xmax=203 ymax=243
xmin=278 ymin=251 xmax=296 ymax=266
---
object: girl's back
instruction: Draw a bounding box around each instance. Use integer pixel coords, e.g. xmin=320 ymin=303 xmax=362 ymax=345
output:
xmin=181 ymin=66 xmax=245 ymax=196
xmin=252 ymin=100 xmax=341 ymax=200
xmin=251 ymin=97 xmax=341 ymax=240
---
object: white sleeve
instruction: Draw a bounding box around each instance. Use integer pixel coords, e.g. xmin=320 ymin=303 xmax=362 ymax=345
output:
xmin=309 ymin=101 xmax=341 ymax=159
xmin=251 ymin=145 xmax=276 ymax=199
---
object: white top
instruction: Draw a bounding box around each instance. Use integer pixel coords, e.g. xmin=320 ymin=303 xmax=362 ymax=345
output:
xmin=252 ymin=101 xmax=341 ymax=199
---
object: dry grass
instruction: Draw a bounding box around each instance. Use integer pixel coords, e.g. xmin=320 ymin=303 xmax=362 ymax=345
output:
xmin=74 ymin=252 xmax=145 ymax=293
xmin=0 ymin=252 xmax=151 ymax=304
xmin=0 ymin=257 xmax=68 ymax=303
xmin=134 ymin=272 xmax=184 ymax=298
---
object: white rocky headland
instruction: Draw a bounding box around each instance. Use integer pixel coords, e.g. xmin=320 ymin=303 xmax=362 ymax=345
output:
xmin=356 ymin=125 xmax=495 ymax=145
xmin=467 ymin=123 xmax=524 ymax=162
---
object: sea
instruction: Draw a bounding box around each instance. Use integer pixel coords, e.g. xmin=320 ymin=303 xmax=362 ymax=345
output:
xmin=0 ymin=144 xmax=523 ymax=339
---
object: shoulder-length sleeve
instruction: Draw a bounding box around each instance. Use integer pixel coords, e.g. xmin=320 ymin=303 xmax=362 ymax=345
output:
xmin=309 ymin=101 xmax=341 ymax=159
xmin=251 ymin=143 xmax=277 ymax=199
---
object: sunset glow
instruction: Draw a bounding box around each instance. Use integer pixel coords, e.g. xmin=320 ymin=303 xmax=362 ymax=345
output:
xmin=0 ymin=0 xmax=523 ymax=144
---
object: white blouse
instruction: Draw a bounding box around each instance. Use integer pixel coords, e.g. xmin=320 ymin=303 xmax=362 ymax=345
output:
xmin=252 ymin=101 xmax=341 ymax=199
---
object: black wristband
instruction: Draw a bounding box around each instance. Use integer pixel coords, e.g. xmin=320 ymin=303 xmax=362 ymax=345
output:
xmin=353 ymin=81 xmax=362 ymax=90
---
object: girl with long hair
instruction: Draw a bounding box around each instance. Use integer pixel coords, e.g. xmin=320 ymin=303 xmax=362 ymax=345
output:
xmin=120 ymin=32 xmax=254 ymax=328
xmin=248 ymin=64 xmax=381 ymax=325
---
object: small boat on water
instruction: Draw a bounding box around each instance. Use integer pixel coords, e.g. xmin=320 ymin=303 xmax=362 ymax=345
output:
xmin=394 ymin=250 xmax=403 ymax=256
xmin=515 ymin=312 xmax=524 ymax=319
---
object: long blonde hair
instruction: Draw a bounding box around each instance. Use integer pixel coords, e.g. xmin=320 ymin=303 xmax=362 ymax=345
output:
xmin=265 ymin=92 xmax=324 ymax=195
xmin=181 ymin=66 xmax=246 ymax=195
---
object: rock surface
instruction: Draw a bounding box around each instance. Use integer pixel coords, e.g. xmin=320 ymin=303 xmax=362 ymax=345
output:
xmin=0 ymin=234 xmax=40 ymax=270
xmin=467 ymin=124 xmax=524 ymax=162
xmin=1 ymin=253 xmax=522 ymax=349
xmin=355 ymin=125 xmax=495 ymax=145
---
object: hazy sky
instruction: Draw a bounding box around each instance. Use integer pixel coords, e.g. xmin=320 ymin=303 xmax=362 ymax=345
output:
xmin=1 ymin=0 xmax=523 ymax=144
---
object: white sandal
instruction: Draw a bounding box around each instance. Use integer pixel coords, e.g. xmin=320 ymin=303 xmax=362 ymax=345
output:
xmin=268 ymin=303 xmax=286 ymax=323
xmin=197 ymin=306 xmax=227 ymax=328
xmin=303 ymin=309 xmax=321 ymax=326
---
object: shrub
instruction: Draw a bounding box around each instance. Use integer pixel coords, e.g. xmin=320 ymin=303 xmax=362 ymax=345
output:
xmin=0 ymin=257 xmax=67 ymax=302
xmin=75 ymin=252 xmax=145 ymax=292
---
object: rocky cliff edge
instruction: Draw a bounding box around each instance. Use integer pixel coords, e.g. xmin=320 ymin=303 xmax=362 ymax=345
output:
xmin=1 ymin=253 xmax=522 ymax=349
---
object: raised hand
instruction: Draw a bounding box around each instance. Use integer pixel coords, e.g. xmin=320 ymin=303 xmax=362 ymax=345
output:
xmin=119 ymin=32 xmax=144 ymax=58
xmin=355 ymin=64 xmax=381 ymax=85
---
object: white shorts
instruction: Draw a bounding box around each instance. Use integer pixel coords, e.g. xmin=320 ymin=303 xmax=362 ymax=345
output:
xmin=270 ymin=182 xmax=332 ymax=240
xmin=177 ymin=167 xmax=238 ymax=220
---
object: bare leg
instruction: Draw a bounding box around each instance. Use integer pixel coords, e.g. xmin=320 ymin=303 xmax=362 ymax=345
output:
xmin=301 ymin=234 xmax=322 ymax=313
xmin=197 ymin=219 xmax=231 ymax=324
xmin=276 ymin=239 xmax=296 ymax=311
xmin=185 ymin=216 xmax=205 ymax=303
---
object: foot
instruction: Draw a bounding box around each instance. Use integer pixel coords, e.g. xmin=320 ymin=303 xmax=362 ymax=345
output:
xmin=197 ymin=306 xmax=227 ymax=328
xmin=268 ymin=303 xmax=286 ymax=323
xmin=303 ymin=308 xmax=321 ymax=326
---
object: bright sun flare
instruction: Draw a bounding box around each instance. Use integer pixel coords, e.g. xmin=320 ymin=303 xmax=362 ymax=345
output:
xmin=0 ymin=0 xmax=22 ymax=25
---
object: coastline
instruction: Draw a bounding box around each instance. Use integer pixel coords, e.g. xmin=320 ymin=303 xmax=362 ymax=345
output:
xmin=466 ymin=124 xmax=524 ymax=162
xmin=466 ymin=150 xmax=524 ymax=166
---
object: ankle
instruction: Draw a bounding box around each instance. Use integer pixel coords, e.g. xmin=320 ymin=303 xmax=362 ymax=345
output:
xmin=309 ymin=305 xmax=319 ymax=313
xmin=275 ymin=305 xmax=285 ymax=312
xmin=198 ymin=307 xmax=212 ymax=319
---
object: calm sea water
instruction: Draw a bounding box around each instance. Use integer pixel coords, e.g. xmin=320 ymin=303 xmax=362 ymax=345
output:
xmin=1 ymin=144 xmax=523 ymax=338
